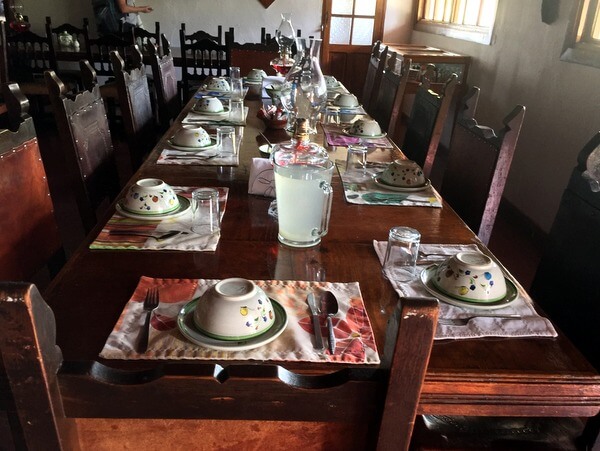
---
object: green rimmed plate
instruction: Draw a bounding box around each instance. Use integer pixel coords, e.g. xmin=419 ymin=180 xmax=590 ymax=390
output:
xmin=420 ymin=265 xmax=519 ymax=310
xmin=177 ymin=298 xmax=288 ymax=351
xmin=116 ymin=195 xmax=191 ymax=221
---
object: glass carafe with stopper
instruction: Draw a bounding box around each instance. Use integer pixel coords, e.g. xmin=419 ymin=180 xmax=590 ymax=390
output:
xmin=270 ymin=119 xmax=334 ymax=248
xmin=270 ymin=13 xmax=295 ymax=76
xmin=280 ymin=38 xmax=327 ymax=133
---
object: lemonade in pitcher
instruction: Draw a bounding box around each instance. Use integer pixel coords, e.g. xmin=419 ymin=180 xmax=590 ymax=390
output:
xmin=271 ymin=119 xmax=333 ymax=248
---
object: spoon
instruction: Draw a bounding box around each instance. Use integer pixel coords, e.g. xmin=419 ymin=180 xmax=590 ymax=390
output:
xmin=322 ymin=291 xmax=339 ymax=354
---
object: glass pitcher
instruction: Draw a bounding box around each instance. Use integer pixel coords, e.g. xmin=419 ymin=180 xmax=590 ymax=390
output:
xmin=270 ymin=119 xmax=333 ymax=248
xmin=280 ymin=38 xmax=327 ymax=133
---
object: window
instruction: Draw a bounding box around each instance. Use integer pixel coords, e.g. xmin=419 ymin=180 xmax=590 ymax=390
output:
xmin=415 ymin=0 xmax=499 ymax=45
xmin=561 ymin=0 xmax=600 ymax=69
xmin=329 ymin=0 xmax=377 ymax=45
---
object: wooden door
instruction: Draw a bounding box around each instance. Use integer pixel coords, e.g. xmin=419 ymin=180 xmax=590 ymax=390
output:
xmin=321 ymin=0 xmax=386 ymax=95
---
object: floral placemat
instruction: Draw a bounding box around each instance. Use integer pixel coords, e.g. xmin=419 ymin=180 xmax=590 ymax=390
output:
xmin=373 ymin=242 xmax=557 ymax=340
xmin=322 ymin=123 xmax=393 ymax=148
xmin=90 ymin=187 xmax=228 ymax=251
xmin=99 ymin=276 xmax=380 ymax=364
xmin=157 ymin=136 xmax=240 ymax=166
xmin=336 ymin=161 xmax=442 ymax=207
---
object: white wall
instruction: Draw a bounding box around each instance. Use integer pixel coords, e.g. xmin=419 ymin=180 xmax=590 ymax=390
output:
xmin=21 ymin=0 xmax=323 ymax=45
xmin=410 ymin=0 xmax=600 ymax=232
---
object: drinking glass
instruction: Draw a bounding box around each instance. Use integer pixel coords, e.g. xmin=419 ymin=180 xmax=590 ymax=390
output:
xmin=345 ymin=145 xmax=368 ymax=177
xmin=229 ymin=66 xmax=241 ymax=80
xmin=229 ymin=99 xmax=245 ymax=123
xmin=382 ymin=227 xmax=421 ymax=282
xmin=217 ymin=126 xmax=238 ymax=155
xmin=191 ymin=188 xmax=220 ymax=235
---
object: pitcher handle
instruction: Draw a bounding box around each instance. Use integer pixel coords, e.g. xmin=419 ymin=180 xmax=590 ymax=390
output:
xmin=315 ymin=180 xmax=333 ymax=238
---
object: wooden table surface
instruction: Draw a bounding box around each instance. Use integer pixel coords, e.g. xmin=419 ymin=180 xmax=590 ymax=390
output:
xmin=44 ymin=95 xmax=600 ymax=425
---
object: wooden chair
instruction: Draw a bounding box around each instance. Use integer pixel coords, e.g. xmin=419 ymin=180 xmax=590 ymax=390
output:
xmin=45 ymin=16 xmax=90 ymax=63
xmin=148 ymin=34 xmax=180 ymax=130
xmin=0 ymin=83 xmax=64 ymax=282
xmin=110 ymin=46 xmax=156 ymax=169
xmin=44 ymin=67 xmax=121 ymax=234
xmin=370 ymin=54 xmax=411 ymax=139
xmin=440 ymin=98 xmax=525 ymax=245
xmin=361 ymin=41 xmax=387 ymax=113
xmin=3 ymin=23 xmax=55 ymax=98
xmin=0 ymin=282 xmax=438 ymax=450
xmin=531 ymin=131 xmax=600 ymax=372
xmin=230 ymin=40 xmax=279 ymax=77
xmin=401 ymin=73 xmax=459 ymax=178
xmin=131 ymin=22 xmax=161 ymax=56
xmin=179 ymin=24 xmax=232 ymax=101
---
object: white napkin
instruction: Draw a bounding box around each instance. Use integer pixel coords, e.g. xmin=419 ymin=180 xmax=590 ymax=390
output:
xmin=248 ymin=158 xmax=275 ymax=197
xmin=373 ymin=242 xmax=557 ymax=340
xmin=262 ymin=76 xmax=286 ymax=98
xmin=182 ymin=107 xmax=249 ymax=126
xmin=157 ymin=138 xmax=239 ymax=166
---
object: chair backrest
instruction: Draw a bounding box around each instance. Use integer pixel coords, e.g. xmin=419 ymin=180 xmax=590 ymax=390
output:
xmin=44 ymin=67 xmax=120 ymax=234
xmin=371 ymin=54 xmax=411 ymax=138
xmin=0 ymin=281 xmax=438 ymax=451
xmin=179 ymin=25 xmax=231 ymax=101
xmin=361 ymin=41 xmax=387 ymax=112
xmin=0 ymin=282 xmax=77 ymax=450
xmin=131 ymin=22 xmax=161 ymax=56
xmin=4 ymin=24 xmax=55 ymax=83
xmin=180 ymin=23 xmax=223 ymax=45
xmin=45 ymin=16 xmax=90 ymax=65
xmin=148 ymin=34 xmax=180 ymax=129
xmin=85 ymin=32 xmax=133 ymax=77
xmin=110 ymin=46 xmax=155 ymax=169
xmin=376 ymin=297 xmax=438 ymax=450
xmin=440 ymin=98 xmax=526 ymax=245
xmin=230 ymin=40 xmax=279 ymax=77
xmin=401 ymin=74 xmax=459 ymax=178
xmin=0 ymin=83 xmax=64 ymax=281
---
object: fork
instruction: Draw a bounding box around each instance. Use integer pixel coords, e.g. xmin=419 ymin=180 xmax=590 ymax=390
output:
xmin=438 ymin=314 xmax=522 ymax=326
xmin=137 ymin=287 xmax=159 ymax=353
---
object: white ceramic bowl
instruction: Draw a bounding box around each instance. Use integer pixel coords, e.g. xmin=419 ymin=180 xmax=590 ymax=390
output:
xmin=247 ymin=68 xmax=267 ymax=81
xmin=172 ymin=125 xmax=212 ymax=148
xmin=195 ymin=96 xmax=225 ymax=113
xmin=432 ymin=252 xmax=507 ymax=302
xmin=122 ymin=178 xmax=180 ymax=215
xmin=325 ymin=75 xmax=339 ymax=89
xmin=349 ymin=119 xmax=382 ymax=137
xmin=333 ymin=93 xmax=359 ymax=107
xmin=193 ymin=278 xmax=276 ymax=340
xmin=380 ymin=160 xmax=426 ymax=187
xmin=206 ymin=77 xmax=231 ymax=92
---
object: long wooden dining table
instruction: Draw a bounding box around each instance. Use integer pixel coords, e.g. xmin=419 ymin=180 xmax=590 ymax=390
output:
xmin=43 ymin=91 xmax=600 ymax=446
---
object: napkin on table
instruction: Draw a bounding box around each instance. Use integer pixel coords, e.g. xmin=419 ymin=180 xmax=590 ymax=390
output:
xmin=322 ymin=123 xmax=393 ymax=148
xmin=248 ymin=157 xmax=275 ymax=197
xmin=372 ymin=242 xmax=557 ymax=340
xmin=99 ymin=276 xmax=380 ymax=364
xmin=90 ymin=187 xmax=228 ymax=252
xmin=336 ymin=161 xmax=442 ymax=207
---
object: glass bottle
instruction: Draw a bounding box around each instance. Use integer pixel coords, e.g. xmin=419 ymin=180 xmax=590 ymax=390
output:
xmin=270 ymin=13 xmax=295 ymax=76
xmin=280 ymin=38 xmax=327 ymax=133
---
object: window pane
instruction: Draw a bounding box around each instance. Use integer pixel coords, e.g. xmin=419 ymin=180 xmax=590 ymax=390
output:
xmin=355 ymin=0 xmax=376 ymax=16
xmin=330 ymin=17 xmax=352 ymax=44
xmin=351 ymin=18 xmax=374 ymax=45
xmin=480 ymin=0 xmax=497 ymax=27
xmin=332 ymin=0 xmax=353 ymax=15
xmin=463 ymin=0 xmax=480 ymax=25
xmin=592 ymin=1 xmax=600 ymax=40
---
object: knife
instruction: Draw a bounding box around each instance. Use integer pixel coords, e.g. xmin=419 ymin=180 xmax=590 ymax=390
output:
xmin=307 ymin=293 xmax=325 ymax=351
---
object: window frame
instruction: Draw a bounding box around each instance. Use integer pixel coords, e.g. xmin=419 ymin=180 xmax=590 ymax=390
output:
xmin=414 ymin=0 xmax=498 ymax=46
xmin=561 ymin=0 xmax=600 ymax=69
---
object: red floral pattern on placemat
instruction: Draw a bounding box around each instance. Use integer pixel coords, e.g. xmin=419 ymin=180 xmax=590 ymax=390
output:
xmin=100 ymin=276 xmax=380 ymax=364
